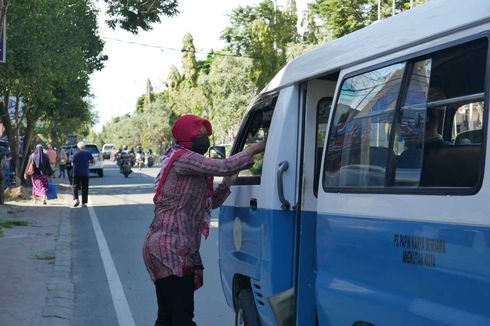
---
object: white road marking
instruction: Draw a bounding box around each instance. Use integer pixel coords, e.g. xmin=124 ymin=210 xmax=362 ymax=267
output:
xmin=87 ymin=199 xmax=136 ymax=326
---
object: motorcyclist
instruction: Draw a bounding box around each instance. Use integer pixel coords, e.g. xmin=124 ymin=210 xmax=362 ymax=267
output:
xmin=117 ymin=146 xmax=131 ymax=173
xmin=128 ymin=147 xmax=136 ymax=167
xmin=136 ymin=146 xmax=145 ymax=170
xmin=146 ymin=149 xmax=154 ymax=168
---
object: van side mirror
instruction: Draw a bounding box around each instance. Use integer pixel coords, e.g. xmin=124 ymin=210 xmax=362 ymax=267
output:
xmin=209 ymin=146 xmax=226 ymax=159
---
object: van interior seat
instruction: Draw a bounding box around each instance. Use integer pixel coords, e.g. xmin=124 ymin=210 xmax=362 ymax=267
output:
xmin=420 ymin=144 xmax=480 ymax=187
xmin=397 ymin=147 xmax=422 ymax=169
xmin=455 ymin=129 xmax=482 ymax=145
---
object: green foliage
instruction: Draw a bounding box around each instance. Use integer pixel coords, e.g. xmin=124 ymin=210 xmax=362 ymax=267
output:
xmin=316 ymin=0 xmax=368 ymax=39
xmin=182 ymin=33 xmax=198 ymax=87
xmin=315 ymin=0 xmax=429 ymax=39
xmin=104 ymin=0 xmax=179 ymax=34
xmin=200 ymin=53 xmax=257 ymax=144
xmin=0 ymin=0 xmax=106 ymax=182
xmin=99 ymin=98 xmax=173 ymax=153
xmin=221 ymin=0 xmax=299 ymax=90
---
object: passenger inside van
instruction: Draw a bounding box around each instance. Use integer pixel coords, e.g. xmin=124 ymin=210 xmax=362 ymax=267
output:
xmin=424 ymin=108 xmax=445 ymax=146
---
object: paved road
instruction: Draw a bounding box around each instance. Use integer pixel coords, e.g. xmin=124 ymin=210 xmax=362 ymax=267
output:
xmin=70 ymin=161 xmax=234 ymax=325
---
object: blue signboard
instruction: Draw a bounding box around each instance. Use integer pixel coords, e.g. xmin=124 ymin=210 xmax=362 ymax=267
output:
xmin=0 ymin=20 xmax=5 ymax=63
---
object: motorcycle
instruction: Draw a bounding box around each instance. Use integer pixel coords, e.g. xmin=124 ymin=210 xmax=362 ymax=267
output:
xmin=117 ymin=153 xmax=132 ymax=177
xmin=121 ymin=159 xmax=132 ymax=177
xmin=146 ymin=154 xmax=154 ymax=168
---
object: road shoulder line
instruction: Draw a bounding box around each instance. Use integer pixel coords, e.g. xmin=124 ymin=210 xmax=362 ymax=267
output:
xmin=87 ymin=199 xmax=136 ymax=326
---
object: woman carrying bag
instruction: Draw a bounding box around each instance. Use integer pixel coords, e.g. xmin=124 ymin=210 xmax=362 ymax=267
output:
xmin=25 ymin=145 xmax=55 ymax=205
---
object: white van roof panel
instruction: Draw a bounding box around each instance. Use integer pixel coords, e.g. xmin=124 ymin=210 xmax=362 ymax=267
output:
xmin=263 ymin=0 xmax=490 ymax=93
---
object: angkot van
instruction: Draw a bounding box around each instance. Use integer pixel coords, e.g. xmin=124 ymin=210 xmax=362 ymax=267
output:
xmin=218 ymin=0 xmax=490 ymax=325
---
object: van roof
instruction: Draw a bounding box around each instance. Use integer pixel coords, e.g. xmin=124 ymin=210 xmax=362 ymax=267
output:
xmin=263 ymin=0 xmax=490 ymax=93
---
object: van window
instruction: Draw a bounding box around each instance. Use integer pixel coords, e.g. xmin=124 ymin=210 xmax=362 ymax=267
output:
xmin=395 ymin=38 xmax=487 ymax=188
xmin=324 ymin=37 xmax=488 ymax=192
xmin=324 ymin=63 xmax=406 ymax=187
xmin=235 ymin=96 xmax=277 ymax=185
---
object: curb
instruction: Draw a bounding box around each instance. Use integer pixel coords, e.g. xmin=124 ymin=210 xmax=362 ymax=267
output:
xmin=40 ymin=188 xmax=73 ymax=326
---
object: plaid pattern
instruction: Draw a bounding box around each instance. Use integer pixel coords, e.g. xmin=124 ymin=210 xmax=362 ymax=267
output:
xmin=143 ymin=146 xmax=253 ymax=281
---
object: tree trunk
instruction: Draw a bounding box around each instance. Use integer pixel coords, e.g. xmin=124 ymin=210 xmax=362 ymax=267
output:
xmin=19 ymin=108 xmax=37 ymax=185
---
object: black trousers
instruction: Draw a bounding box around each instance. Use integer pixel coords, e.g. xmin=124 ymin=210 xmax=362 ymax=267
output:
xmin=154 ymin=275 xmax=196 ymax=326
xmin=73 ymin=175 xmax=89 ymax=204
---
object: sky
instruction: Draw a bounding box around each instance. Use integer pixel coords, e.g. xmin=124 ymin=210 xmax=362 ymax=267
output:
xmin=90 ymin=0 xmax=310 ymax=132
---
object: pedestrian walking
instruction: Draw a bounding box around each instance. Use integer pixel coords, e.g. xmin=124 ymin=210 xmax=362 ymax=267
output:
xmin=25 ymin=144 xmax=54 ymax=205
xmin=47 ymin=145 xmax=57 ymax=171
xmin=142 ymin=114 xmax=266 ymax=326
xmin=58 ymin=148 xmax=68 ymax=178
xmin=72 ymin=141 xmax=95 ymax=207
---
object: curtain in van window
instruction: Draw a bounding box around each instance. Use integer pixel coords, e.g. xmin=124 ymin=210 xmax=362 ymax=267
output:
xmin=324 ymin=63 xmax=406 ymax=188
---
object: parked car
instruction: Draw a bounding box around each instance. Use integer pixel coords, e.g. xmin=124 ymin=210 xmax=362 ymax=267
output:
xmin=101 ymin=143 xmax=115 ymax=160
xmin=64 ymin=144 xmax=104 ymax=177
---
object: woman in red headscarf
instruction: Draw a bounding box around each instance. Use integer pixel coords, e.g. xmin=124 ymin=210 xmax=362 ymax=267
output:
xmin=143 ymin=114 xmax=265 ymax=326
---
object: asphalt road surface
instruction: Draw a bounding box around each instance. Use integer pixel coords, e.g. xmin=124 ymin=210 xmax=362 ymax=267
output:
xmin=69 ymin=161 xmax=234 ymax=326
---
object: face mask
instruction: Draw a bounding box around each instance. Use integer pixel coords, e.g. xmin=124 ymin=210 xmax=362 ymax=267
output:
xmin=191 ymin=135 xmax=210 ymax=155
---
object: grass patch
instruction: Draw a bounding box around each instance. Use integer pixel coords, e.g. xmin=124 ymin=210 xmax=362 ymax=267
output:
xmin=0 ymin=227 xmax=3 ymax=237
xmin=34 ymin=254 xmax=56 ymax=261
xmin=0 ymin=219 xmax=29 ymax=228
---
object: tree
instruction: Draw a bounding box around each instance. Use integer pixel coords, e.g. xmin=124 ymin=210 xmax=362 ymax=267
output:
xmin=0 ymin=0 xmax=105 ymax=188
xmin=181 ymin=33 xmax=199 ymax=87
xmin=104 ymin=0 xmax=179 ymax=33
xmin=315 ymin=0 xmax=429 ymax=39
xmin=221 ymin=0 xmax=299 ymax=90
xmin=200 ymin=53 xmax=256 ymax=144
xmin=316 ymin=0 xmax=367 ymax=39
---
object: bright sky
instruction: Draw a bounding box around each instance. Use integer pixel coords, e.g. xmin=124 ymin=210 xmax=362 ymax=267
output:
xmin=90 ymin=0 xmax=310 ymax=132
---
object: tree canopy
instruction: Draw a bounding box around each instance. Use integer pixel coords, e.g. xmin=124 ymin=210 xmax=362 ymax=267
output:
xmin=0 ymin=0 xmax=106 ymax=184
xmin=104 ymin=0 xmax=179 ymax=34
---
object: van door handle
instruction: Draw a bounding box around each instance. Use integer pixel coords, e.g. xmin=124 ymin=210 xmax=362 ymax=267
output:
xmin=277 ymin=161 xmax=291 ymax=210
xmin=250 ymin=198 xmax=257 ymax=210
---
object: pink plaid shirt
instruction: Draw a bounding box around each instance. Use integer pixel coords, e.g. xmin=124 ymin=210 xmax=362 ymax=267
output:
xmin=143 ymin=146 xmax=254 ymax=282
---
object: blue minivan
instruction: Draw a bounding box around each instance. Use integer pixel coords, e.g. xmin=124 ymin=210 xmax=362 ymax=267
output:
xmin=218 ymin=1 xmax=490 ymax=325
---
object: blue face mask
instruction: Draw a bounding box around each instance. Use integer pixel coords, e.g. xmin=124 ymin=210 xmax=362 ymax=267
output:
xmin=191 ymin=135 xmax=210 ymax=155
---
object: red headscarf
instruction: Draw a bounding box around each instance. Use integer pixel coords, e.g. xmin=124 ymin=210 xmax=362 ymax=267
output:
xmin=172 ymin=114 xmax=212 ymax=149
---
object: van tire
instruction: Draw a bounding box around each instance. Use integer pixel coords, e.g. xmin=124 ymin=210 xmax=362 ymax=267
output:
xmin=98 ymin=169 xmax=104 ymax=177
xmin=235 ymin=289 xmax=260 ymax=326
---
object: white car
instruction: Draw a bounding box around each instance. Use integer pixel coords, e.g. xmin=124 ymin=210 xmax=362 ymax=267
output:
xmin=101 ymin=143 xmax=115 ymax=160
xmin=66 ymin=144 xmax=104 ymax=177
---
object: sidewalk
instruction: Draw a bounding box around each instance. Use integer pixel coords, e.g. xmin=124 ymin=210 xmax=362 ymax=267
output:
xmin=0 ymin=184 xmax=74 ymax=326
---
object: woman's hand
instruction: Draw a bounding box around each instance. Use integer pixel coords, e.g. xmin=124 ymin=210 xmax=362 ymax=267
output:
xmin=246 ymin=140 xmax=266 ymax=155
xmin=222 ymin=174 xmax=238 ymax=187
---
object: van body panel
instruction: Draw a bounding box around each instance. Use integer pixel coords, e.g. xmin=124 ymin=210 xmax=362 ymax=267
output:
xmin=315 ymin=214 xmax=490 ymax=325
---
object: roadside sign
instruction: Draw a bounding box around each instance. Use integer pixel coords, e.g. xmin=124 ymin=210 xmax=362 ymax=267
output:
xmin=0 ymin=19 xmax=5 ymax=63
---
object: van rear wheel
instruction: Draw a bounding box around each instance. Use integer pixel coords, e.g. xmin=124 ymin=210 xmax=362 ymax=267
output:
xmin=235 ymin=289 xmax=260 ymax=326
